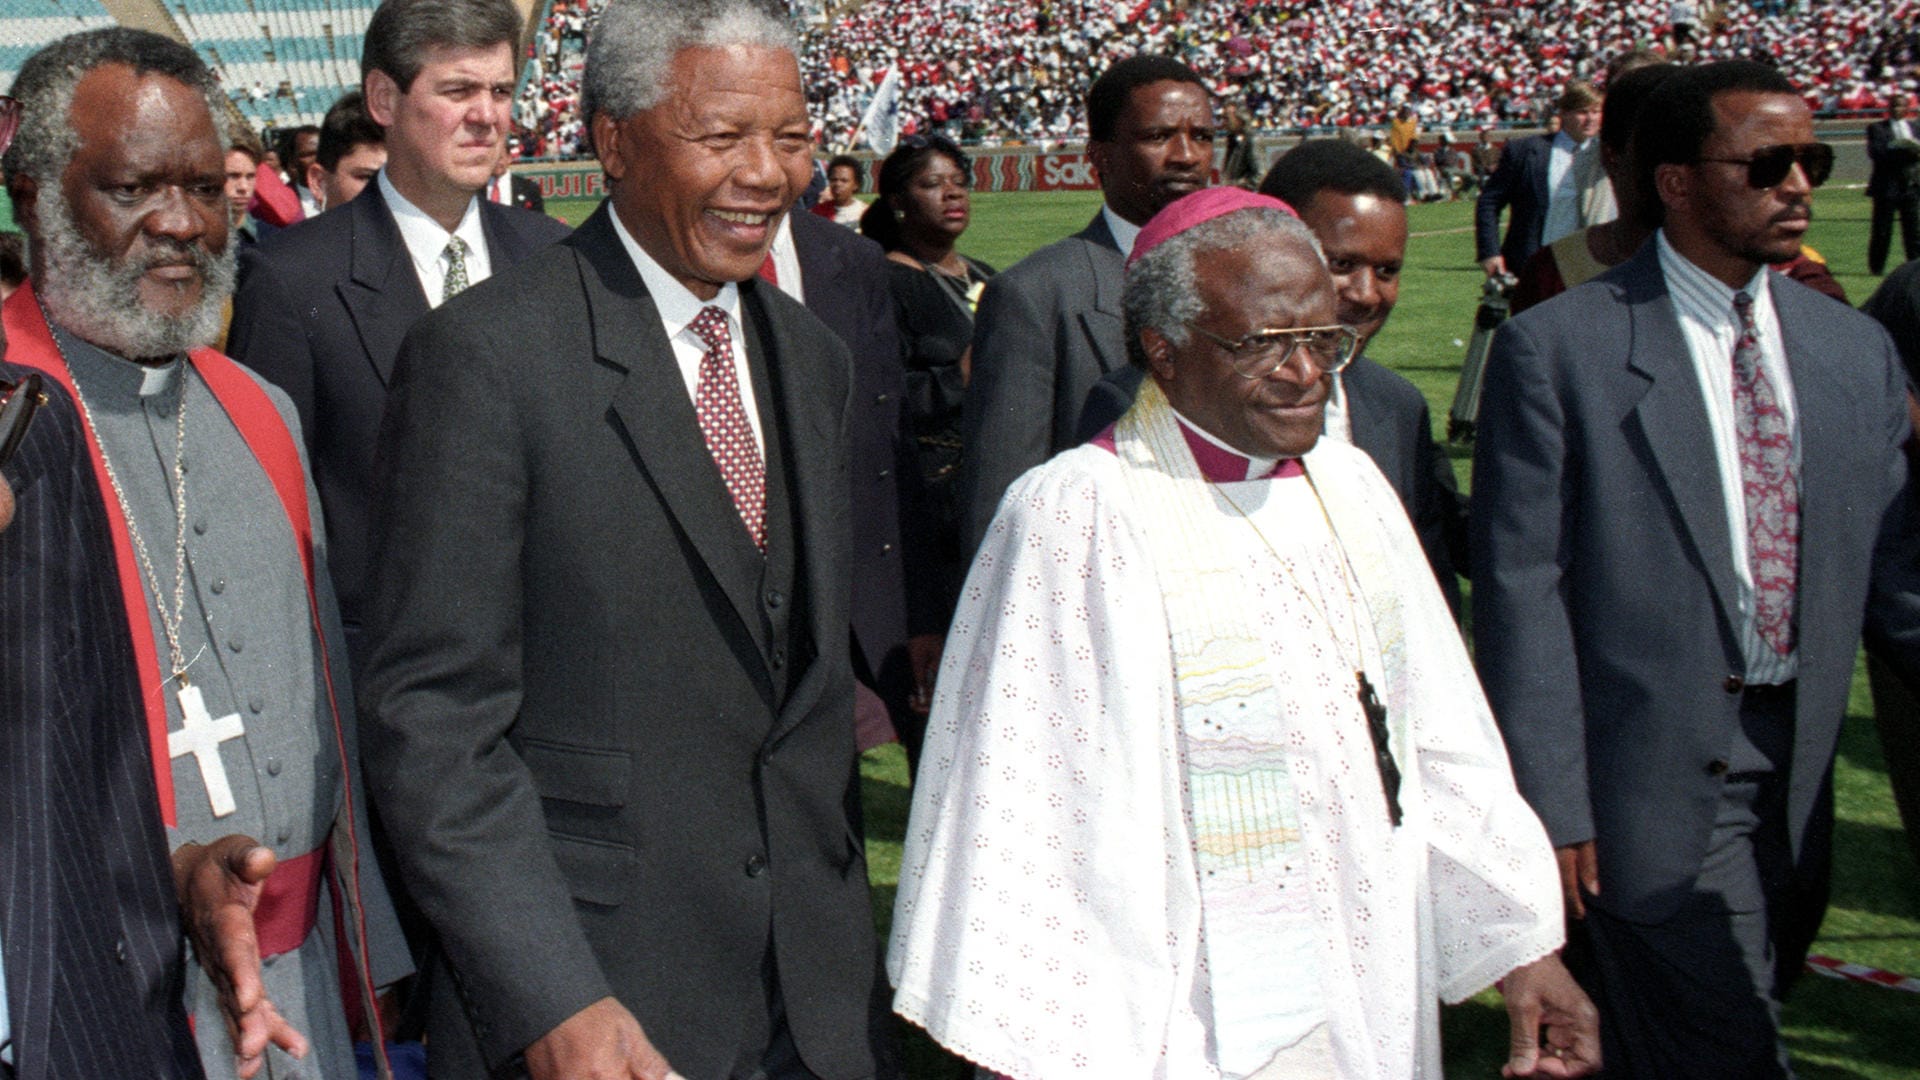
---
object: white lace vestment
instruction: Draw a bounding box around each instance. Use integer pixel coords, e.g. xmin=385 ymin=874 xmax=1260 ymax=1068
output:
xmin=888 ymin=438 xmax=1563 ymax=1079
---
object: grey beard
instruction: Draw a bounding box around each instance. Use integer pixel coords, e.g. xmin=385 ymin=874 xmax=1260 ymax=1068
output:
xmin=34 ymin=186 xmax=237 ymax=361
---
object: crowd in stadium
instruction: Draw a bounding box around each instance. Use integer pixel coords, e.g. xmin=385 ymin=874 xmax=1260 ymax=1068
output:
xmin=511 ymin=0 xmax=1920 ymax=158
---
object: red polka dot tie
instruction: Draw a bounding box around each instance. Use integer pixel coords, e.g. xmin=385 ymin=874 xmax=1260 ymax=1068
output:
xmin=690 ymin=306 xmax=766 ymax=550
xmin=1732 ymin=291 xmax=1798 ymax=655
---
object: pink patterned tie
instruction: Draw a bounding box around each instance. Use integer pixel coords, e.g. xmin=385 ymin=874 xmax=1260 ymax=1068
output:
xmin=1731 ymin=291 xmax=1797 ymax=655
xmin=689 ymin=306 xmax=766 ymax=550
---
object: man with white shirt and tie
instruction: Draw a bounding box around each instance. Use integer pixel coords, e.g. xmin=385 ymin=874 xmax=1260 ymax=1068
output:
xmin=1473 ymin=61 xmax=1920 ymax=1078
xmin=356 ymin=1 xmax=893 ymax=1076
xmin=227 ymin=0 xmax=568 ymax=670
xmin=1475 ymin=81 xmax=1608 ymax=278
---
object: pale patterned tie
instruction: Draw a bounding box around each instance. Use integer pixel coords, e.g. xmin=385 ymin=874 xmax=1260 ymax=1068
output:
xmin=689 ymin=306 xmax=766 ymax=549
xmin=1731 ymin=290 xmax=1798 ymax=655
xmin=442 ymin=236 xmax=471 ymax=303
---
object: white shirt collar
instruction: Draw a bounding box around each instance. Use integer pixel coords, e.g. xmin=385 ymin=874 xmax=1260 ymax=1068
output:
xmin=1654 ymin=227 xmax=1769 ymax=310
xmin=764 ymin=214 xmax=806 ymax=305
xmin=1102 ymin=203 xmax=1144 ymax=259
xmin=379 ymin=169 xmax=489 ymax=305
xmin=607 ymin=204 xmax=743 ymax=337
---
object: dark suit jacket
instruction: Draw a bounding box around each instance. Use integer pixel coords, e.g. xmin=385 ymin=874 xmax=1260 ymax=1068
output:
xmin=1867 ymin=118 xmax=1920 ymax=200
xmin=1475 ymin=134 xmax=1553 ymax=269
xmin=509 ymin=173 xmax=545 ymax=215
xmin=1075 ymin=358 xmax=1466 ymax=611
xmin=1471 ymin=244 xmax=1920 ymax=924
xmin=227 ymin=180 xmax=570 ymax=653
xmin=0 ymin=360 xmax=203 ymax=1080
xmin=788 ymin=210 xmax=921 ymax=705
xmin=358 ymin=204 xmax=880 ymax=1079
xmin=959 ymin=211 xmax=1126 ymax=555
xmin=1863 ymin=257 xmax=1920 ymax=379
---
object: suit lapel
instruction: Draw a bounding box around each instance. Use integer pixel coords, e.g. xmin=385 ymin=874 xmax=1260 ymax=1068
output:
xmin=1620 ymin=246 xmax=1743 ymax=635
xmin=1774 ymin=275 xmax=1844 ymax=684
xmin=582 ymin=208 xmax=770 ymax=643
xmin=339 ymin=186 xmax=429 ymax=388
xmin=741 ymin=278 xmax=842 ymax=737
xmin=1078 ymin=212 xmax=1127 ymax=373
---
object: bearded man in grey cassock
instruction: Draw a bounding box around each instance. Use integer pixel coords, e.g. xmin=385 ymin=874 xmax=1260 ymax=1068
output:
xmin=1 ymin=30 xmax=409 ymax=1080
xmin=888 ymin=189 xmax=1601 ymax=1080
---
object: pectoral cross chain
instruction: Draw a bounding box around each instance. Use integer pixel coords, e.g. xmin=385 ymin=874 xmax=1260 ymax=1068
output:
xmin=1358 ymin=671 xmax=1403 ymax=827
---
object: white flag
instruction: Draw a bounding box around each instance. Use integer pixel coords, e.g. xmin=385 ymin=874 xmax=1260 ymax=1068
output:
xmin=859 ymin=67 xmax=903 ymax=156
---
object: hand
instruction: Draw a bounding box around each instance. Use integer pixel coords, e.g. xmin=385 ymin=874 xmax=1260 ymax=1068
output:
xmin=1500 ymin=954 xmax=1602 ymax=1077
xmin=525 ymin=997 xmax=674 ymax=1080
xmin=906 ymin=632 xmax=945 ymax=714
xmin=173 ymin=835 xmax=310 ymax=1078
xmin=0 ymin=480 xmax=13 ymax=533
xmin=1554 ymin=841 xmax=1600 ymax=920
xmin=1482 ymin=255 xmax=1509 ymax=278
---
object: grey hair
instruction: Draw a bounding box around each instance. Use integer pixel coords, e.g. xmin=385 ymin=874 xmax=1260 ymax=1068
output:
xmin=3 ymin=28 xmax=229 ymax=203
xmin=582 ymin=0 xmax=797 ymax=125
xmin=1122 ymin=209 xmax=1324 ymax=369
xmin=361 ymin=0 xmax=522 ymax=93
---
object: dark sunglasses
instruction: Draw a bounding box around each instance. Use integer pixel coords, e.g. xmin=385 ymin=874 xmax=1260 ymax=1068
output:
xmin=1696 ymin=142 xmax=1833 ymax=189
xmin=0 ymin=96 xmax=18 ymax=159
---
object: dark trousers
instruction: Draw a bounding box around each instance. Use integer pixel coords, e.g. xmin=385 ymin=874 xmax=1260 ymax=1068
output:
xmin=1869 ymin=192 xmax=1920 ymax=274
xmin=1564 ymin=687 xmax=1812 ymax=1079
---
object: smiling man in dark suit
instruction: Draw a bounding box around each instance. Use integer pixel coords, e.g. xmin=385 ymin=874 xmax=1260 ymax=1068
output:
xmin=1473 ymin=61 xmax=1920 ymax=1078
xmin=227 ymin=0 xmax=569 ymax=667
xmin=357 ymin=1 xmax=889 ymax=1077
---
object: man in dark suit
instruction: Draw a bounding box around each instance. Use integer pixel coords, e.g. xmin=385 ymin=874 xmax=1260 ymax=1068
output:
xmin=1475 ymin=81 xmax=1605 ymax=278
xmin=486 ymin=146 xmax=546 ymax=215
xmin=958 ymin=54 xmax=1213 ymax=554
xmin=357 ymin=3 xmax=889 ymax=1078
xmin=1866 ymin=93 xmax=1919 ymax=275
xmin=1472 ymin=62 xmax=1920 ymax=1078
xmin=228 ymin=0 xmax=569 ymax=666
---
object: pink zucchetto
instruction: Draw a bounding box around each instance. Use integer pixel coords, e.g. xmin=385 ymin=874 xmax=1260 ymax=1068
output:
xmin=1126 ymin=188 xmax=1300 ymax=268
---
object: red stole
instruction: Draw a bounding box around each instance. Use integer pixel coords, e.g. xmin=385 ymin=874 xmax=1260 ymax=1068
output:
xmin=0 ymin=282 xmax=387 ymax=1055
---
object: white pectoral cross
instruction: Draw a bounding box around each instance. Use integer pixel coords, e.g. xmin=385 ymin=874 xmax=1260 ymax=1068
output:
xmin=169 ymin=683 xmax=246 ymax=818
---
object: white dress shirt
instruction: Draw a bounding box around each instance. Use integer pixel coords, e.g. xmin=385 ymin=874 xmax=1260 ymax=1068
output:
xmin=1542 ymin=131 xmax=1586 ymax=246
xmin=1656 ymin=230 xmax=1800 ymax=683
xmin=609 ymin=208 xmax=766 ymax=456
xmin=379 ymin=170 xmax=492 ymax=309
xmin=1102 ymin=203 xmax=1144 ymax=259
xmin=762 ymin=214 xmax=806 ymax=305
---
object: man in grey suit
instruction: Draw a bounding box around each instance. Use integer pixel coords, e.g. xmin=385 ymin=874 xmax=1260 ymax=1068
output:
xmin=958 ymin=54 xmax=1213 ymax=553
xmin=358 ymin=2 xmax=889 ymax=1077
xmin=228 ymin=0 xmax=570 ymax=668
xmin=1473 ymin=61 xmax=1920 ymax=1078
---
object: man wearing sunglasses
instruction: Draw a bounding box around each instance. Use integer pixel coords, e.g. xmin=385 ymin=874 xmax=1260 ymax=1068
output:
xmin=1473 ymin=61 xmax=1920 ymax=1078
xmin=893 ymin=188 xmax=1598 ymax=1079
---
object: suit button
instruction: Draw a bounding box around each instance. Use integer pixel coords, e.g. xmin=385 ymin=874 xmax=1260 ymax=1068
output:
xmin=745 ymin=853 xmax=768 ymax=877
xmin=228 ymin=637 xmax=244 ymax=654
xmin=760 ymin=747 xmax=775 ymax=766
xmin=249 ymin=696 xmax=263 ymax=714
xmin=878 ymin=468 xmax=891 ymax=479
xmin=765 ymin=589 xmax=785 ymax=609
xmin=267 ymin=756 xmax=283 ymax=776
xmin=1706 ymin=759 xmax=1730 ymax=777
xmin=194 ymin=518 xmax=208 ymax=536
xmin=211 ymin=578 xmax=226 ymax=595
xmin=1724 ymin=675 xmax=1745 ymax=693
xmin=115 ymin=938 xmax=128 ymax=964
xmin=880 ymin=542 xmax=894 ymax=555
xmin=771 ymin=648 xmax=786 ymax=669
xmin=875 ymin=393 xmax=890 ymax=404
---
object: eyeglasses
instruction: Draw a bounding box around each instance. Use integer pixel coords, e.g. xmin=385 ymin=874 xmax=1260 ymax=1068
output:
xmin=1188 ymin=323 xmax=1361 ymax=379
xmin=0 ymin=96 xmax=19 ymax=159
xmin=1696 ymin=142 xmax=1833 ymax=189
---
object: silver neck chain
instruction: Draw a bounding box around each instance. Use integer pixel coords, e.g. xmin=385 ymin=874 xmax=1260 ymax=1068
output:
xmin=45 ymin=311 xmax=195 ymax=686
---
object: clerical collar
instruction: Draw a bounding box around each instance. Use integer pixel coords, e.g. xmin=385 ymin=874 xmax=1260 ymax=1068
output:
xmin=1102 ymin=204 xmax=1143 ymax=259
xmin=51 ymin=323 xmax=185 ymax=402
xmin=1090 ymin=410 xmax=1303 ymax=482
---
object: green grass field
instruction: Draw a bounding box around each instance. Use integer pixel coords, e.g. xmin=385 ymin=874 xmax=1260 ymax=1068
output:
xmin=549 ymin=188 xmax=1920 ymax=1078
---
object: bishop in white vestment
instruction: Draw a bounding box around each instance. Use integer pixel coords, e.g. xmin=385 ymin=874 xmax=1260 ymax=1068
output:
xmin=889 ymin=189 xmax=1598 ymax=1079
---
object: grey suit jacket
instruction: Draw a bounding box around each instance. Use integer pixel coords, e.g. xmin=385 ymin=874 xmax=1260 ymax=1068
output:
xmin=358 ymin=204 xmax=880 ymax=1079
xmin=958 ymin=212 xmax=1126 ymax=554
xmin=228 ymin=181 xmax=570 ymax=651
xmin=1471 ymin=242 xmax=1920 ymax=923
